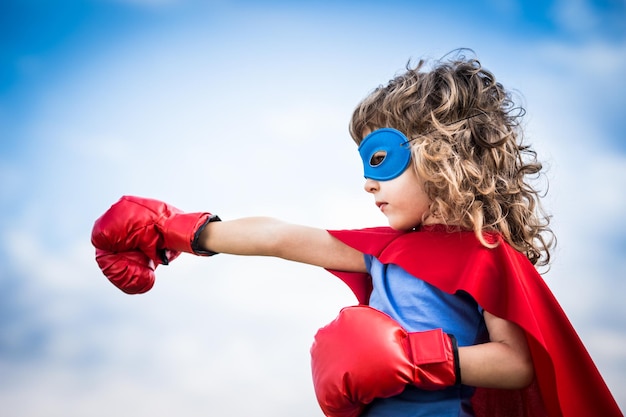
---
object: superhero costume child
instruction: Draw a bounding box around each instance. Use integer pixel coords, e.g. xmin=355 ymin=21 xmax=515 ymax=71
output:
xmin=91 ymin=54 xmax=623 ymax=416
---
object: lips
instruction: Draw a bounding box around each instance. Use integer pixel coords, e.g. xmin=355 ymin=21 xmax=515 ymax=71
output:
xmin=376 ymin=202 xmax=388 ymax=212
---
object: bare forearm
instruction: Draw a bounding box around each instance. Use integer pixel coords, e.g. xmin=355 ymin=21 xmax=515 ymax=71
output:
xmin=198 ymin=217 xmax=286 ymax=256
xmin=458 ymin=341 xmax=534 ymax=389
xmin=197 ymin=216 xmax=366 ymax=271
xmin=459 ymin=311 xmax=534 ymax=389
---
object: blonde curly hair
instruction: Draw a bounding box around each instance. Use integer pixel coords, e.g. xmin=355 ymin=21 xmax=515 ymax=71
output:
xmin=349 ymin=52 xmax=555 ymax=266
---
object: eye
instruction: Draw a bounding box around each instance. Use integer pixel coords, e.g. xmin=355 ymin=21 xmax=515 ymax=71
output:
xmin=369 ymin=150 xmax=387 ymax=167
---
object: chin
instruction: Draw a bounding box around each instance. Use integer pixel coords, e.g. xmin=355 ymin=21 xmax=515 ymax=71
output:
xmin=388 ymin=222 xmax=420 ymax=231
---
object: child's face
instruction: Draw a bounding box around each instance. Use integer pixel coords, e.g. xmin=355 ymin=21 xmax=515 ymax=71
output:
xmin=364 ymin=166 xmax=433 ymax=230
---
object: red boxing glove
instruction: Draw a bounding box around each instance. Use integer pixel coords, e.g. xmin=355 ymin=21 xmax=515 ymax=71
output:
xmin=91 ymin=195 xmax=220 ymax=294
xmin=310 ymin=306 xmax=460 ymax=417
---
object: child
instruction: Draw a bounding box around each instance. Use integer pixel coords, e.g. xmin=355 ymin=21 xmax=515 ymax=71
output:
xmin=91 ymin=53 xmax=622 ymax=417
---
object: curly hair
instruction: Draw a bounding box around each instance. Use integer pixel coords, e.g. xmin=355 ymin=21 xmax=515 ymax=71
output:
xmin=349 ymin=52 xmax=555 ymax=266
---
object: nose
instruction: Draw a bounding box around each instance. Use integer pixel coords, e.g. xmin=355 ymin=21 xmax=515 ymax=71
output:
xmin=364 ymin=178 xmax=379 ymax=194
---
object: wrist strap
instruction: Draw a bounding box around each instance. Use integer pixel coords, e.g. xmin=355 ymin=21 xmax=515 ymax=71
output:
xmin=405 ymin=328 xmax=460 ymax=388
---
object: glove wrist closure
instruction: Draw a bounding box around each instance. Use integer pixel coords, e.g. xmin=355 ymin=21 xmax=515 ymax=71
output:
xmin=161 ymin=212 xmax=221 ymax=256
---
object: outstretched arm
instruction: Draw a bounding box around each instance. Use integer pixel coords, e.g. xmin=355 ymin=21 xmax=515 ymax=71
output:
xmin=199 ymin=216 xmax=368 ymax=273
xmin=91 ymin=196 xmax=366 ymax=294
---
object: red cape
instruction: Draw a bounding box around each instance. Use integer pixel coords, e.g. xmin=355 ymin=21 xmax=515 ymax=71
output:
xmin=326 ymin=225 xmax=622 ymax=417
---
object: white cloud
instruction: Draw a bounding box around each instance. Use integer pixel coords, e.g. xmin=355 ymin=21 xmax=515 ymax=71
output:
xmin=552 ymin=0 xmax=600 ymax=34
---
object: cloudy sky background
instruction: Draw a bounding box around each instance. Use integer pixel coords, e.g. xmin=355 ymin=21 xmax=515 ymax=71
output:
xmin=1 ymin=0 xmax=625 ymax=415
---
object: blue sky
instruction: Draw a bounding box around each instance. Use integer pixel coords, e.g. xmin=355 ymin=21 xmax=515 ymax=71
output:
xmin=1 ymin=1 xmax=625 ymax=416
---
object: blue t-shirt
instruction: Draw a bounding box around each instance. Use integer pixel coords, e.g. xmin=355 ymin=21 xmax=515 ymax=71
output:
xmin=362 ymin=255 xmax=489 ymax=417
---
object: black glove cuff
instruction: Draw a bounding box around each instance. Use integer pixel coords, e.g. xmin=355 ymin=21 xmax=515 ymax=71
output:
xmin=191 ymin=214 xmax=221 ymax=256
xmin=449 ymin=334 xmax=462 ymax=386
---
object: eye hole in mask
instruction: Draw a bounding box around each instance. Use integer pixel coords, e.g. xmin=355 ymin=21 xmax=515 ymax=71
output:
xmin=369 ymin=150 xmax=387 ymax=167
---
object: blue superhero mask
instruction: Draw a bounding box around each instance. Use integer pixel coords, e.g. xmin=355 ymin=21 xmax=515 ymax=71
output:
xmin=358 ymin=127 xmax=412 ymax=181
